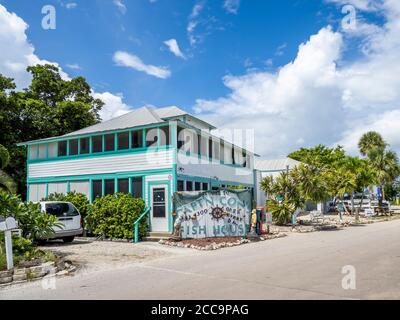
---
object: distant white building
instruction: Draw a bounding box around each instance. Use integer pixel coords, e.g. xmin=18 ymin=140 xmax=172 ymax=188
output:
xmin=254 ymin=157 xmax=301 ymax=206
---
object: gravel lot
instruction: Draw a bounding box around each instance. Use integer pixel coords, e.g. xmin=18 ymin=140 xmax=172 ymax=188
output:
xmin=39 ymin=239 xmax=189 ymax=273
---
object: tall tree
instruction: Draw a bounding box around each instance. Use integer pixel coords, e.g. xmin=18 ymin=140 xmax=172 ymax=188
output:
xmin=358 ymin=131 xmax=386 ymax=157
xmin=289 ymin=145 xmax=347 ymax=212
xmin=0 ymin=64 xmax=104 ymax=199
xmin=367 ymin=147 xmax=400 ymax=206
xmin=358 ymin=132 xmax=400 ymax=208
xmin=0 ymin=144 xmax=16 ymax=193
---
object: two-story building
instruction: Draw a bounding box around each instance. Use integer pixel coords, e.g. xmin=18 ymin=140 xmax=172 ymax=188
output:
xmin=18 ymin=106 xmax=256 ymax=234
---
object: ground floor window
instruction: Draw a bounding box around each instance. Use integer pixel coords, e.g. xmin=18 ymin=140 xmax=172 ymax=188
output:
xmin=132 ymin=177 xmax=143 ymax=198
xmin=91 ymin=177 xmax=143 ymax=200
xmin=92 ymin=180 xmax=102 ymax=200
xmin=177 ymin=180 xmax=184 ymax=191
xmin=202 ymin=182 xmax=209 ymax=191
xmin=186 ymin=181 xmax=193 ymax=191
xmin=104 ymin=179 xmax=115 ymax=195
xmin=118 ymin=178 xmax=129 ymax=193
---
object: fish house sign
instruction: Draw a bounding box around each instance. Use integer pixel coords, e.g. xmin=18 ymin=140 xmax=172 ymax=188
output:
xmin=173 ymin=190 xmax=252 ymax=239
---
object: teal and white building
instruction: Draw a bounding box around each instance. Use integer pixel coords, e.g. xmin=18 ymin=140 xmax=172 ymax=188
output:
xmin=18 ymin=106 xmax=256 ymax=233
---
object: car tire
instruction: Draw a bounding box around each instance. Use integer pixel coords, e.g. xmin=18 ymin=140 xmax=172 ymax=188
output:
xmin=36 ymin=239 xmax=47 ymax=245
xmin=63 ymin=236 xmax=75 ymax=243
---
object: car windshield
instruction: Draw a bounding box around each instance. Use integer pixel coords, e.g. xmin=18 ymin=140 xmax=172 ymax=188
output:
xmin=45 ymin=203 xmax=79 ymax=217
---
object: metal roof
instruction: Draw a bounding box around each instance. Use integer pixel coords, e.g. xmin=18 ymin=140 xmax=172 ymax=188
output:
xmin=63 ymin=106 xmax=164 ymax=137
xmin=255 ymin=157 xmax=301 ymax=172
xmin=154 ymin=106 xmax=188 ymax=119
xmin=17 ymin=106 xmax=216 ymax=145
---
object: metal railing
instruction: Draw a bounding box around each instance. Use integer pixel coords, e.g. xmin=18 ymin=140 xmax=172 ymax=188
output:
xmin=133 ymin=207 xmax=151 ymax=243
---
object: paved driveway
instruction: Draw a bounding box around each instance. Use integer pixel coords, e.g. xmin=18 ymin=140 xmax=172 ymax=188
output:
xmin=1 ymin=219 xmax=400 ymax=299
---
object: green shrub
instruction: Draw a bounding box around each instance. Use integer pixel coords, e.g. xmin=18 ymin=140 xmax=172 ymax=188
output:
xmin=45 ymin=192 xmax=90 ymax=219
xmin=267 ymin=199 xmax=295 ymax=225
xmin=85 ymin=193 xmax=146 ymax=240
xmin=0 ymin=234 xmax=45 ymax=271
xmin=0 ymin=192 xmax=60 ymax=240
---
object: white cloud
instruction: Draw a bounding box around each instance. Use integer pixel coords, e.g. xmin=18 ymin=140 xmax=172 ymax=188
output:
xmin=93 ymin=92 xmax=132 ymax=121
xmin=0 ymin=4 xmax=69 ymax=88
xmin=0 ymin=4 xmax=133 ymax=121
xmin=336 ymin=110 xmax=400 ymax=155
xmin=190 ymin=2 xmax=205 ymax=18
xmin=187 ymin=2 xmax=205 ymax=47
xmin=113 ymin=0 xmax=127 ymax=14
xmin=113 ymin=51 xmax=171 ymax=79
xmin=275 ymin=43 xmax=287 ymax=56
xmin=223 ymin=0 xmax=241 ymax=14
xmin=164 ymin=39 xmax=186 ymax=59
xmin=65 ymin=2 xmax=77 ymax=9
xmin=326 ymin=0 xmax=383 ymax=11
xmin=194 ymin=0 xmax=400 ymax=158
xmin=66 ymin=63 xmax=82 ymax=70
xmin=195 ymin=27 xmax=345 ymax=158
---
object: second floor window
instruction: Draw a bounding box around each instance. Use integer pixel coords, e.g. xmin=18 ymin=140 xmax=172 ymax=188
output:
xmin=58 ymin=141 xmax=67 ymax=157
xmin=92 ymin=135 xmax=103 ymax=153
xmin=104 ymin=134 xmax=115 ymax=152
xmin=117 ymin=132 xmax=129 ymax=150
xmin=69 ymin=139 xmax=79 ymax=156
xmin=80 ymin=137 xmax=90 ymax=154
xmin=146 ymin=128 xmax=158 ymax=147
xmin=132 ymin=130 xmax=143 ymax=149
xmin=159 ymin=126 xmax=170 ymax=146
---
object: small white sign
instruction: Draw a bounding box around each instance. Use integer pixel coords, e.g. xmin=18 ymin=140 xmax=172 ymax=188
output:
xmin=365 ymin=208 xmax=375 ymax=216
xmin=266 ymin=212 xmax=272 ymax=224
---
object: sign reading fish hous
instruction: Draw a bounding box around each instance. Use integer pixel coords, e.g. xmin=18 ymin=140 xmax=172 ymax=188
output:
xmin=173 ymin=190 xmax=252 ymax=239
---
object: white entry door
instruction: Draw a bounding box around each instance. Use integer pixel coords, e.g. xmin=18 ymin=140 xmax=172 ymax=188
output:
xmin=150 ymin=184 xmax=169 ymax=232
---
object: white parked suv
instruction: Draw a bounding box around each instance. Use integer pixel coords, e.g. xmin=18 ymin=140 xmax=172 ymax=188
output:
xmin=39 ymin=201 xmax=83 ymax=243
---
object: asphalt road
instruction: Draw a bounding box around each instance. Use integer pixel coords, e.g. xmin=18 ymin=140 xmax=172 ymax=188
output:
xmin=2 ymin=219 xmax=400 ymax=300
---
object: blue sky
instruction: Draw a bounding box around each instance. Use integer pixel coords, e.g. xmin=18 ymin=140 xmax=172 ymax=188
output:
xmin=0 ymin=0 xmax=399 ymax=158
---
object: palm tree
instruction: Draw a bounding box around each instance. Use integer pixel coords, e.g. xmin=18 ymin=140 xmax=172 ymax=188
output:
xmin=260 ymin=172 xmax=304 ymax=225
xmin=368 ymin=147 xmax=400 ymax=207
xmin=358 ymin=131 xmax=386 ymax=157
xmin=0 ymin=144 xmax=16 ymax=194
xmin=291 ymin=164 xmax=329 ymax=207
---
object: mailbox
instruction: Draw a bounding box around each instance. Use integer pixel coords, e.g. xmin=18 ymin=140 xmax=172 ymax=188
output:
xmin=1 ymin=216 xmax=18 ymax=270
xmin=0 ymin=217 xmax=17 ymax=231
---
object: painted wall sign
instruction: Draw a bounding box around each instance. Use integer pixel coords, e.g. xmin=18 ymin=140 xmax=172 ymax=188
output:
xmin=173 ymin=190 xmax=252 ymax=239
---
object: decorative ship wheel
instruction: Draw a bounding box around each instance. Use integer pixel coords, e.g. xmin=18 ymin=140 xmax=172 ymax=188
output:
xmin=211 ymin=206 xmax=225 ymax=221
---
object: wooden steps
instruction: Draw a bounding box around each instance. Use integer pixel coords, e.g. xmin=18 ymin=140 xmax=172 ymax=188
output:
xmin=143 ymin=232 xmax=172 ymax=242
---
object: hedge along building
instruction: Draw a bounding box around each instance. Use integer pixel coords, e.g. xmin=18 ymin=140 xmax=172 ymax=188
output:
xmin=18 ymin=106 xmax=256 ymax=234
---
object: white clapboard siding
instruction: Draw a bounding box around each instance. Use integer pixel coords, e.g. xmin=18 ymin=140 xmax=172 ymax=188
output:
xmin=29 ymin=150 xmax=174 ymax=179
xmin=70 ymin=181 xmax=90 ymax=199
xmin=29 ymin=183 xmax=46 ymax=202
xmin=177 ymin=153 xmax=254 ymax=185
xmin=48 ymin=182 xmax=68 ymax=195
